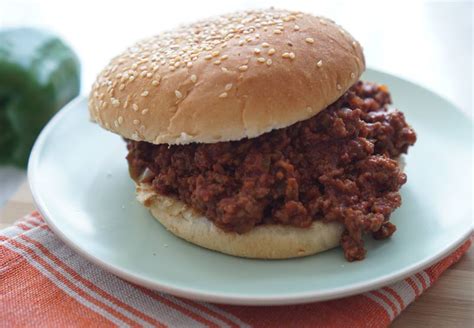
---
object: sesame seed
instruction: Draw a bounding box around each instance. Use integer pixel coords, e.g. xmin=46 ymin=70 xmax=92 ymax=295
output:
xmin=294 ymin=25 xmax=300 ymax=31
xmin=317 ymin=60 xmax=323 ymax=67
xmin=289 ymin=52 xmax=295 ymax=59
xmin=131 ymin=63 xmax=138 ymax=69
xmin=238 ymin=40 xmax=245 ymax=46
xmin=219 ymin=92 xmax=228 ymax=98
xmin=111 ymin=98 xmax=120 ymax=107
xmin=133 ymin=119 xmax=140 ymax=125
xmin=118 ymin=116 xmax=124 ymax=124
xmin=141 ymin=108 xmax=149 ymax=115
xmin=238 ymin=65 xmax=248 ymax=71
xmin=152 ymin=80 xmax=159 ymax=86
xmin=246 ymin=37 xmax=252 ymax=42
xmin=220 ymin=55 xmax=229 ymax=60
xmin=123 ymin=97 xmax=129 ymax=109
xmin=268 ymin=48 xmax=276 ymax=55
xmin=257 ymin=57 xmax=266 ymax=63
xmin=204 ymin=54 xmax=212 ymax=60
xmin=187 ymin=62 xmax=193 ymax=67
xmin=212 ymin=50 xmax=220 ymax=57
xmin=282 ymin=52 xmax=290 ymax=58
xmin=274 ymin=29 xmax=282 ymax=34
xmin=337 ymin=84 xmax=342 ymax=90
xmin=262 ymin=42 xmax=270 ymax=48
xmin=175 ymin=90 xmax=183 ymax=99
xmin=190 ymin=74 xmax=197 ymax=83
xmin=254 ymin=48 xmax=261 ymax=54
xmin=213 ymin=60 xmax=221 ymax=65
xmin=351 ymin=72 xmax=356 ymax=79
xmin=352 ymin=41 xmax=357 ymax=47
xmin=319 ymin=19 xmax=327 ymax=25
xmin=132 ymin=104 xmax=139 ymax=111
xmin=119 ymin=84 xmax=125 ymax=90
xmin=221 ymin=67 xmax=229 ymax=72
xmin=225 ymin=83 xmax=233 ymax=91
xmin=141 ymin=90 xmax=149 ymax=97
xmin=266 ymin=58 xmax=272 ymax=66
xmin=305 ymin=37 xmax=314 ymax=44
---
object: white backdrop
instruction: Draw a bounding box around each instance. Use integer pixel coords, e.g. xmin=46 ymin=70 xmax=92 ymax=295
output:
xmin=0 ymin=0 xmax=472 ymax=205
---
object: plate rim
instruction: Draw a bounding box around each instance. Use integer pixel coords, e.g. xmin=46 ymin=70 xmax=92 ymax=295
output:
xmin=28 ymin=69 xmax=473 ymax=305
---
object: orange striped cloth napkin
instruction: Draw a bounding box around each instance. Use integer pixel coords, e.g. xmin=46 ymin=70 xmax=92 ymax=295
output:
xmin=1 ymin=212 xmax=471 ymax=327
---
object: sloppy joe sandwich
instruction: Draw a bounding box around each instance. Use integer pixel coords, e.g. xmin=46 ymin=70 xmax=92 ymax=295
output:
xmin=89 ymin=9 xmax=416 ymax=261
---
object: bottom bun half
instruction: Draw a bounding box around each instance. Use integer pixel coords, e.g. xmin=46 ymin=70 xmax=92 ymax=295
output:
xmin=136 ymin=183 xmax=343 ymax=259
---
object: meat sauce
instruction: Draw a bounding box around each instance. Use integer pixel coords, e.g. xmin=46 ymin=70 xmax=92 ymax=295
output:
xmin=126 ymin=81 xmax=417 ymax=260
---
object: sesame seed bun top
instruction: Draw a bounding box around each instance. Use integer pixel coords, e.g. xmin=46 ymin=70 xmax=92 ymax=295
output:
xmin=89 ymin=8 xmax=365 ymax=145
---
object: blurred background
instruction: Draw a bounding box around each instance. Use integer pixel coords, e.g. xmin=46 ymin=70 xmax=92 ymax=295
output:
xmin=0 ymin=0 xmax=472 ymax=205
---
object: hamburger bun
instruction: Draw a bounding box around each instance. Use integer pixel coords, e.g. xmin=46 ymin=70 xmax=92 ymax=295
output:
xmin=89 ymin=9 xmax=365 ymax=145
xmin=89 ymin=9 xmax=371 ymax=259
xmin=136 ymin=183 xmax=344 ymax=259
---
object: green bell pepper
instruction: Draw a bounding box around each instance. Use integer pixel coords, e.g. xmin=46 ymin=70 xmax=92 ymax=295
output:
xmin=0 ymin=28 xmax=80 ymax=167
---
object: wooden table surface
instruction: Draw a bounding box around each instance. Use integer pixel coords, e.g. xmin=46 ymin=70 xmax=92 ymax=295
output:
xmin=1 ymin=182 xmax=473 ymax=327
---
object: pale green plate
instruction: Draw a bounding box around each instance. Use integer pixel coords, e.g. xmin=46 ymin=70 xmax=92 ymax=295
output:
xmin=28 ymin=69 xmax=473 ymax=305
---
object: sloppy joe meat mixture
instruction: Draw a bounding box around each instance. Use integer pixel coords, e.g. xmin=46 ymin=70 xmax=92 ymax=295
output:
xmin=126 ymin=81 xmax=417 ymax=261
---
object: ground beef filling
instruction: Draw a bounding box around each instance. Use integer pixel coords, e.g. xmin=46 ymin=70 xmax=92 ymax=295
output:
xmin=126 ymin=81 xmax=417 ymax=261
